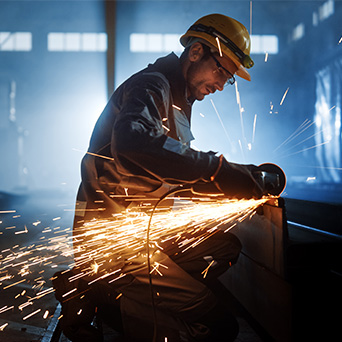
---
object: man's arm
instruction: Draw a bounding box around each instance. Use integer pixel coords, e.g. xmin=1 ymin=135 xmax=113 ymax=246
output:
xmin=111 ymin=74 xmax=219 ymax=185
xmin=111 ymin=73 xmax=263 ymax=199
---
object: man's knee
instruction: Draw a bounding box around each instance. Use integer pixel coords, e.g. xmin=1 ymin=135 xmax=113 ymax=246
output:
xmin=223 ymin=232 xmax=242 ymax=264
xmin=62 ymin=324 xmax=103 ymax=342
xmin=52 ymin=271 xmax=102 ymax=341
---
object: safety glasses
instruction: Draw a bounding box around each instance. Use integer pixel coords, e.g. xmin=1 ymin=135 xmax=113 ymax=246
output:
xmin=210 ymin=53 xmax=236 ymax=86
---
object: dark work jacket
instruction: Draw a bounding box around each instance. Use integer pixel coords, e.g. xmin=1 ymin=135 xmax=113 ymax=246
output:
xmin=74 ymin=53 xmax=220 ymax=225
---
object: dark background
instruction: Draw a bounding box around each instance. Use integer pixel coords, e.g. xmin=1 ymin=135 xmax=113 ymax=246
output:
xmin=0 ymin=0 xmax=341 ymax=203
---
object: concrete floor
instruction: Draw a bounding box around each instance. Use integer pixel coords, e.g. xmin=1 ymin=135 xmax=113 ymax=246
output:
xmin=0 ymin=190 xmax=74 ymax=341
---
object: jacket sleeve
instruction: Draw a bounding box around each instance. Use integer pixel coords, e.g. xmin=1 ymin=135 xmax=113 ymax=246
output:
xmin=111 ymin=74 xmax=219 ymax=185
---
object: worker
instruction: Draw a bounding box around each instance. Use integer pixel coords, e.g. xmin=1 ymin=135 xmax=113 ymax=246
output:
xmin=53 ymin=13 xmax=265 ymax=342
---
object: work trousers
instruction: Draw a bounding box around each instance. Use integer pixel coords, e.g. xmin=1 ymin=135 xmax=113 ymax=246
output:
xmin=57 ymin=230 xmax=241 ymax=342
xmin=120 ymin=230 xmax=242 ymax=341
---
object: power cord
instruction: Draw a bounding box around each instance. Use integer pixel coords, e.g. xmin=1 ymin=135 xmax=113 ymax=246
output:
xmin=146 ymin=185 xmax=192 ymax=342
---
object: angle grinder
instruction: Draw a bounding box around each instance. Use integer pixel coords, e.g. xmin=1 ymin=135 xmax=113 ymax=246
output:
xmin=253 ymin=163 xmax=286 ymax=196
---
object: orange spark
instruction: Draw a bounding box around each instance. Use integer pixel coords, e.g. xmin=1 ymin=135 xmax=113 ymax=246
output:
xmin=280 ymin=87 xmax=289 ymax=106
xmin=23 ymin=309 xmax=41 ymax=321
xmin=215 ymin=37 xmax=223 ymax=57
xmin=172 ymin=104 xmax=182 ymax=111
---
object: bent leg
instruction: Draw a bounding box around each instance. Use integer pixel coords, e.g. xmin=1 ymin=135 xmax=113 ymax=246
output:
xmin=118 ymin=250 xmax=238 ymax=341
xmin=52 ymin=271 xmax=103 ymax=342
xmin=119 ymin=251 xmax=217 ymax=324
xmin=168 ymin=231 xmax=242 ymax=283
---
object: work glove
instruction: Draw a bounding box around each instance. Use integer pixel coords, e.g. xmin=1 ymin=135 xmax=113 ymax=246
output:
xmin=209 ymin=156 xmax=264 ymax=199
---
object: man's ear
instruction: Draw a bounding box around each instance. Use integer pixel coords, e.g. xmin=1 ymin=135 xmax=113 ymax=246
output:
xmin=188 ymin=42 xmax=205 ymax=62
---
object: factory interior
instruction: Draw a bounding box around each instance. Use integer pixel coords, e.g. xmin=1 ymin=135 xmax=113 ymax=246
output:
xmin=0 ymin=0 xmax=341 ymax=341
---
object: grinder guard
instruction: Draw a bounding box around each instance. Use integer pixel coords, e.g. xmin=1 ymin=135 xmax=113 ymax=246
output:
xmin=254 ymin=163 xmax=286 ymax=196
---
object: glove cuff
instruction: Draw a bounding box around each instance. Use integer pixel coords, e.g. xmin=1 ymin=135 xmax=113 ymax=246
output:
xmin=210 ymin=154 xmax=224 ymax=182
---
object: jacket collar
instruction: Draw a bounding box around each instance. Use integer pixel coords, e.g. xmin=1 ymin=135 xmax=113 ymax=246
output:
xmin=147 ymin=53 xmax=192 ymax=121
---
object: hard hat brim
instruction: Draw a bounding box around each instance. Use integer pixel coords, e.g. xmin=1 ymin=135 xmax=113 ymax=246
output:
xmin=180 ymin=32 xmax=252 ymax=81
xmin=235 ymin=63 xmax=251 ymax=82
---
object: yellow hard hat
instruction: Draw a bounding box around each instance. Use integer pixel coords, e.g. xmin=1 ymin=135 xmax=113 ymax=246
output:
xmin=180 ymin=13 xmax=254 ymax=81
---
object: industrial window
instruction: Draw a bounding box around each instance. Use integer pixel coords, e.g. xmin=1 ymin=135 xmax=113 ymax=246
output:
xmin=47 ymin=32 xmax=107 ymax=52
xmin=130 ymin=33 xmax=278 ymax=55
xmin=0 ymin=32 xmax=32 ymax=51
xmin=130 ymin=33 xmax=183 ymax=53
xmin=314 ymin=58 xmax=342 ymax=183
xmin=313 ymin=0 xmax=335 ymax=26
xmin=319 ymin=0 xmax=334 ymax=22
xmin=291 ymin=23 xmax=305 ymax=42
xmin=250 ymin=35 xmax=278 ymax=54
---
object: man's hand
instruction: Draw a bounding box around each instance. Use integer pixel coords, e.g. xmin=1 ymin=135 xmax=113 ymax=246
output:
xmin=191 ymin=158 xmax=286 ymax=199
xmin=213 ymin=158 xmax=264 ymax=199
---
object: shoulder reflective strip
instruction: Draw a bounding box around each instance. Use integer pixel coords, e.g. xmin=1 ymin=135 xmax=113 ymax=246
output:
xmin=162 ymin=136 xmax=186 ymax=155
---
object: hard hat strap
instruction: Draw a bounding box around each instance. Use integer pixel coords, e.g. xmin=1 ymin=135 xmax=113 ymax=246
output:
xmin=188 ymin=23 xmax=254 ymax=69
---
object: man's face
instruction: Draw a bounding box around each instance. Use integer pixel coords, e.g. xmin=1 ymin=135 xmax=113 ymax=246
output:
xmin=185 ymin=48 xmax=238 ymax=101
